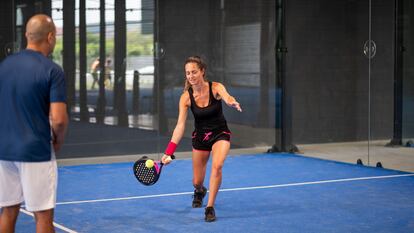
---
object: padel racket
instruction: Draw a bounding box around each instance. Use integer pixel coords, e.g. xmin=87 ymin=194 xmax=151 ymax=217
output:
xmin=133 ymin=155 xmax=175 ymax=186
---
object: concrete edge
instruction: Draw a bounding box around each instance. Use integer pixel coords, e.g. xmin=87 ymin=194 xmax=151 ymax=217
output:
xmin=57 ymin=146 xmax=271 ymax=166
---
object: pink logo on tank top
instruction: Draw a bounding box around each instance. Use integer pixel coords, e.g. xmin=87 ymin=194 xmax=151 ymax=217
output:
xmin=203 ymin=132 xmax=213 ymax=141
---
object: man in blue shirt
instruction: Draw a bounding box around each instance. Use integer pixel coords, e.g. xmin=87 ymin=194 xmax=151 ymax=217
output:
xmin=0 ymin=14 xmax=68 ymax=233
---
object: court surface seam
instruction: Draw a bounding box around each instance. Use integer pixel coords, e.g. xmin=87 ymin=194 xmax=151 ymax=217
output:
xmin=56 ymin=173 xmax=414 ymax=206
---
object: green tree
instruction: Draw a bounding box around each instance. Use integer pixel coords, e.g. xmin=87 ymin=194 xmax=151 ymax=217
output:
xmin=51 ymin=31 xmax=153 ymax=67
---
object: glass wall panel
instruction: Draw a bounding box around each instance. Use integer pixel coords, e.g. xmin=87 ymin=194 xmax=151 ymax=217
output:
xmin=369 ymin=0 xmax=396 ymax=168
xmin=4 ymin=0 xmax=414 ymax=170
xmin=51 ymin=0 xmax=63 ymax=65
xmin=286 ymin=0 xmax=370 ymax=165
xmin=156 ymin=0 xmax=277 ymax=153
xmin=57 ymin=0 xmax=162 ymax=159
xmin=8 ymin=0 xmax=276 ymax=160
xmin=402 ymin=0 xmax=414 ymax=147
xmin=4 ymin=0 xmax=413 ymax=170
xmin=370 ymin=0 xmax=414 ymax=172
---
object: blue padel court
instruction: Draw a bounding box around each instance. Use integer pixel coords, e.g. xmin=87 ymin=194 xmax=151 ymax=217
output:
xmin=15 ymin=153 xmax=414 ymax=233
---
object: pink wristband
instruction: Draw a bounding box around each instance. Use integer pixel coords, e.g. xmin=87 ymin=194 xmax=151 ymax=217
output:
xmin=165 ymin=141 xmax=177 ymax=156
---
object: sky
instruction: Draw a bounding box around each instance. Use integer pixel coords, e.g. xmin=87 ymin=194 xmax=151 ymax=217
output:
xmin=51 ymin=0 xmax=142 ymax=28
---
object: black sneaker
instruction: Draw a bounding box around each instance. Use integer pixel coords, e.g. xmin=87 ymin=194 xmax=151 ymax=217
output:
xmin=192 ymin=186 xmax=207 ymax=208
xmin=204 ymin=206 xmax=216 ymax=222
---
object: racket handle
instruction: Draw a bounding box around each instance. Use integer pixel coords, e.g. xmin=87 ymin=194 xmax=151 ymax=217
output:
xmin=165 ymin=155 xmax=175 ymax=162
xmin=161 ymin=154 xmax=175 ymax=165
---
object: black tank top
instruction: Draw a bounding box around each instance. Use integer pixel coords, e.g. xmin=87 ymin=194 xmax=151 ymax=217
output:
xmin=188 ymin=82 xmax=228 ymax=131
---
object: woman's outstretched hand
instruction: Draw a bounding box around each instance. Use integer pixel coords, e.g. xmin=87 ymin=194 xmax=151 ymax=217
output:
xmin=228 ymin=100 xmax=242 ymax=112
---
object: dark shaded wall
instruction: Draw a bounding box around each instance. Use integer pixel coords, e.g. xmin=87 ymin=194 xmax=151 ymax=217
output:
xmin=286 ymin=0 xmax=394 ymax=144
xmin=155 ymin=0 xmax=212 ymax=134
xmin=157 ymin=0 xmax=211 ymax=87
xmin=370 ymin=0 xmax=396 ymax=141
xmin=0 ymin=1 xmax=14 ymax=62
xmin=402 ymin=0 xmax=414 ymax=140
xmin=157 ymin=0 xmax=272 ymax=86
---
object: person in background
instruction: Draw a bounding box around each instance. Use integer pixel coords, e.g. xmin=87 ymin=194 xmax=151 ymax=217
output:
xmin=90 ymin=57 xmax=100 ymax=89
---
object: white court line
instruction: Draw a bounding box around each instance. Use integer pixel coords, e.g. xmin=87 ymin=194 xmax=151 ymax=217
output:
xmin=19 ymin=208 xmax=78 ymax=233
xmin=56 ymin=173 xmax=414 ymax=206
xmin=57 ymin=191 xmax=194 ymax=205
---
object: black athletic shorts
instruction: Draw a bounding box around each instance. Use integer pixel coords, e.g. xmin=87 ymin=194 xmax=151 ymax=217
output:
xmin=192 ymin=128 xmax=231 ymax=151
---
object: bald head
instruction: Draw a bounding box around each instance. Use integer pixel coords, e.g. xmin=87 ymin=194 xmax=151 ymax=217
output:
xmin=25 ymin=14 xmax=56 ymax=56
xmin=26 ymin=14 xmax=55 ymax=43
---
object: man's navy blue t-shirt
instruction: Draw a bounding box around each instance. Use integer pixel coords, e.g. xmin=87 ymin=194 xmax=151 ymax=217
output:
xmin=0 ymin=49 xmax=66 ymax=162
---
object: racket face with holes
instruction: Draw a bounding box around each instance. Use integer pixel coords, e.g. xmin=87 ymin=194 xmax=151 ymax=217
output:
xmin=133 ymin=157 xmax=162 ymax=186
